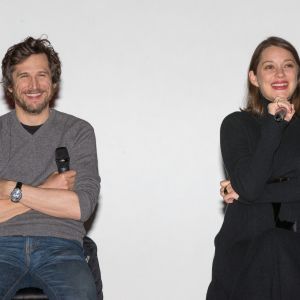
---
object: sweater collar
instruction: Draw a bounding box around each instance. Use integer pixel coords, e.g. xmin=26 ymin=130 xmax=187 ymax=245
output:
xmin=11 ymin=109 xmax=57 ymax=138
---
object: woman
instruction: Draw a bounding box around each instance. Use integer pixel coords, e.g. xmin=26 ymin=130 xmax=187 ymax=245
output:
xmin=207 ymin=37 xmax=300 ymax=300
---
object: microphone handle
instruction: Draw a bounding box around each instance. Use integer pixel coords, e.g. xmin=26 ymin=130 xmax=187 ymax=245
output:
xmin=58 ymin=164 xmax=70 ymax=173
xmin=274 ymin=108 xmax=287 ymax=122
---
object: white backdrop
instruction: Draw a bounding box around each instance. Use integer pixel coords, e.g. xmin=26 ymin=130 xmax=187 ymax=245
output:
xmin=1 ymin=1 xmax=300 ymax=299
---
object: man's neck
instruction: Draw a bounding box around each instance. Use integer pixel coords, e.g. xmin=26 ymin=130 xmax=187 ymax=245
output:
xmin=15 ymin=107 xmax=50 ymax=126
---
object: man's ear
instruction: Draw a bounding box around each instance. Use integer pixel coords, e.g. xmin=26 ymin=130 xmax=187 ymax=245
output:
xmin=249 ymin=71 xmax=259 ymax=87
xmin=7 ymin=87 xmax=13 ymax=93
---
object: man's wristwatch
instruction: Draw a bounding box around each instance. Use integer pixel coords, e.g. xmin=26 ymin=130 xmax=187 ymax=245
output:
xmin=10 ymin=182 xmax=23 ymax=203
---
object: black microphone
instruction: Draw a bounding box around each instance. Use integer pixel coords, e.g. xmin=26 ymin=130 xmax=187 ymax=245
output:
xmin=55 ymin=147 xmax=70 ymax=173
xmin=274 ymin=107 xmax=287 ymax=122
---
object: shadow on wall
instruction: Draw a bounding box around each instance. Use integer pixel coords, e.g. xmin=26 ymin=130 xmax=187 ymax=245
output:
xmin=85 ymin=194 xmax=103 ymax=233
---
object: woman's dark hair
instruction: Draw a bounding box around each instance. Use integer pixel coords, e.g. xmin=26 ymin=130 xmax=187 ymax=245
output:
xmin=245 ymin=36 xmax=300 ymax=115
xmin=1 ymin=36 xmax=61 ymax=98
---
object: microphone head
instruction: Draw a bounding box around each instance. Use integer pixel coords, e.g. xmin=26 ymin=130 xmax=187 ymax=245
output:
xmin=55 ymin=147 xmax=70 ymax=173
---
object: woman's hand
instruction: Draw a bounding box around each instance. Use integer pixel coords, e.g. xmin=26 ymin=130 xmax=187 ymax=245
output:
xmin=220 ymin=180 xmax=239 ymax=203
xmin=268 ymin=97 xmax=295 ymax=122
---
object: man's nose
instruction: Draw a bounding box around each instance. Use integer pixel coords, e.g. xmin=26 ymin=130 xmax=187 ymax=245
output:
xmin=29 ymin=76 xmax=39 ymax=89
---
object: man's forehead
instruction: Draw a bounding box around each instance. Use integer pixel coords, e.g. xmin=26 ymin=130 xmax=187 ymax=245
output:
xmin=13 ymin=54 xmax=50 ymax=73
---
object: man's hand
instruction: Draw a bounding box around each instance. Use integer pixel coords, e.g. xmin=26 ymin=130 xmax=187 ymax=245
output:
xmin=0 ymin=180 xmax=14 ymax=200
xmin=0 ymin=169 xmax=78 ymax=223
xmin=220 ymin=179 xmax=239 ymax=203
xmin=22 ymin=169 xmax=81 ymax=220
xmin=0 ymin=199 xmax=31 ymax=222
xmin=39 ymin=170 xmax=77 ymax=190
xmin=0 ymin=180 xmax=31 ymax=222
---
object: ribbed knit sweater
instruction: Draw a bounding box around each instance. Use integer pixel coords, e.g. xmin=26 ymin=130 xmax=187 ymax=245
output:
xmin=0 ymin=109 xmax=100 ymax=244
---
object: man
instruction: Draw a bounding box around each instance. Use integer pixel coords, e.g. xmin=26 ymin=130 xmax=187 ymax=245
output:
xmin=0 ymin=36 xmax=100 ymax=299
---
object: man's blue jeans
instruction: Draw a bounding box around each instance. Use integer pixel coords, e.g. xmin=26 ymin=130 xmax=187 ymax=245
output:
xmin=0 ymin=236 xmax=98 ymax=300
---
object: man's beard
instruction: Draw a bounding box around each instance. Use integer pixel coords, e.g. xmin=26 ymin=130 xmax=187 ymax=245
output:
xmin=13 ymin=89 xmax=52 ymax=114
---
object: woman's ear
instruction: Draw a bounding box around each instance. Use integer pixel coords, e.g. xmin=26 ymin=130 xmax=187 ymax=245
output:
xmin=249 ymin=71 xmax=259 ymax=87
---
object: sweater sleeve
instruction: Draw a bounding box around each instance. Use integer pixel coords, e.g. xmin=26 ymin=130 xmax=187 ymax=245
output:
xmin=255 ymin=178 xmax=300 ymax=203
xmin=69 ymin=121 xmax=101 ymax=222
xmin=221 ymin=112 xmax=287 ymax=202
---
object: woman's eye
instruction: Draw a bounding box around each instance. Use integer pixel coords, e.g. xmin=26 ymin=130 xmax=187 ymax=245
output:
xmin=284 ymin=63 xmax=295 ymax=69
xmin=264 ymin=65 xmax=274 ymax=70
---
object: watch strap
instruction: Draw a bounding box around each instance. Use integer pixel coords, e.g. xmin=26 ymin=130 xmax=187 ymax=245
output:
xmin=16 ymin=182 xmax=22 ymax=189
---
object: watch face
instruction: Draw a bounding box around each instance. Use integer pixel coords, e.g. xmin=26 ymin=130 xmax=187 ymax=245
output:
xmin=11 ymin=188 xmax=22 ymax=203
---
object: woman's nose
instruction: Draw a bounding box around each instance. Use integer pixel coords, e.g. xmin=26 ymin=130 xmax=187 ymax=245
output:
xmin=275 ymin=66 xmax=285 ymax=77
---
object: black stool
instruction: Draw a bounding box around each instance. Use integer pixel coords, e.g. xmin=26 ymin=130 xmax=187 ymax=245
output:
xmin=13 ymin=287 xmax=48 ymax=299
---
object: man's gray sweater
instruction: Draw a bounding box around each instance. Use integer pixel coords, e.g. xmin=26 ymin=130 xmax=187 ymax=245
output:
xmin=0 ymin=109 xmax=100 ymax=243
